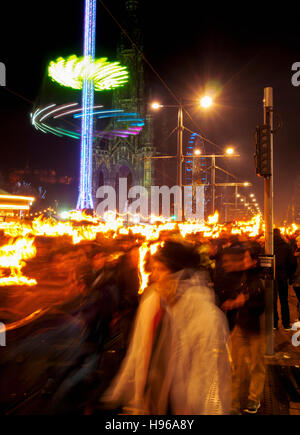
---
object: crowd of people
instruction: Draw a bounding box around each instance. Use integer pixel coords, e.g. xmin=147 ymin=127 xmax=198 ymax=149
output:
xmin=100 ymin=227 xmax=300 ymax=415
xmin=0 ymin=226 xmax=300 ymax=415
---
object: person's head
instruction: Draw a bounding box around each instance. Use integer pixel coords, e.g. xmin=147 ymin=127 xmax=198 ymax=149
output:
xmin=296 ymin=236 xmax=300 ymax=249
xmin=150 ymin=258 xmax=170 ymax=284
xmin=247 ymin=241 xmax=262 ymax=267
xmin=243 ymin=249 xmax=258 ymax=269
xmin=273 ymin=228 xmax=282 ymax=240
xmin=229 ymin=235 xmax=240 ymax=247
xmin=222 ymin=245 xmax=247 ymax=272
xmin=210 ymin=238 xmax=227 ymax=255
xmin=152 ymin=240 xmax=200 ymax=275
xmin=148 ymin=256 xmax=178 ymax=304
xmin=149 ymin=241 xmax=201 ymax=302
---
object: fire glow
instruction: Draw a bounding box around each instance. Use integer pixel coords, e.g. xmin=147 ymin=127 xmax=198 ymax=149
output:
xmin=0 ymin=211 xmax=298 ymax=292
xmin=0 ymin=236 xmax=37 ymax=287
xmin=0 ymin=210 xmax=270 ymax=290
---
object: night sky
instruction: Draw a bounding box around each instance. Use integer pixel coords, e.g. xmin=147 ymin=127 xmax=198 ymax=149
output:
xmin=0 ymin=0 xmax=299 ymax=223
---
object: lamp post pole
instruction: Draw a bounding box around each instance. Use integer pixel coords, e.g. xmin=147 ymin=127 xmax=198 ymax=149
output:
xmin=211 ymin=155 xmax=216 ymax=214
xmin=264 ymin=87 xmax=274 ymax=356
xmin=177 ymin=103 xmax=184 ymax=189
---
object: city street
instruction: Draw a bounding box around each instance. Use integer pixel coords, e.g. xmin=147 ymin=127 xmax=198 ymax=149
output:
xmin=1 ymin=0 xmax=300 ymax=418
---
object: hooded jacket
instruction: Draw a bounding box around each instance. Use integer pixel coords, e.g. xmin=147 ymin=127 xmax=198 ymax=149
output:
xmin=101 ymin=269 xmax=231 ymax=415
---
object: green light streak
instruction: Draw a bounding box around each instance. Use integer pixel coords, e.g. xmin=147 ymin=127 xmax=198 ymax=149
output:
xmin=48 ymin=55 xmax=129 ymax=91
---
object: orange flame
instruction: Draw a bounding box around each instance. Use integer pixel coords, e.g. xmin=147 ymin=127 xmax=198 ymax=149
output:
xmin=138 ymin=242 xmax=161 ymax=294
xmin=0 ymin=236 xmax=37 ymax=286
xmin=0 ymin=211 xmax=268 ymax=288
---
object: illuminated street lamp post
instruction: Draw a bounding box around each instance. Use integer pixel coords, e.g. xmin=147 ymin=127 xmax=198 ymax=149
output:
xmin=221 ymin=183 xmax=255 ymax=220
xmin=235 ymin=191 xmax=260 ymax=218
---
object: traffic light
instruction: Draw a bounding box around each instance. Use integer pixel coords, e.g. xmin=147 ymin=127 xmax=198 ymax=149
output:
xmin=254 ymin=124 xmax=271 ymax=177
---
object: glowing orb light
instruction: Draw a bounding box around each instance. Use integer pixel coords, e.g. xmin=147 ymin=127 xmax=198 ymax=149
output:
xmin=200 ymin=95 xmax=213 ymax=108
xmin=151 ymin=102 xmax=162 ymax=110
xmin=48 ymin=55 xmax=129 ymax=91
xmin=225 ymin=147 xmax=234 ymax=155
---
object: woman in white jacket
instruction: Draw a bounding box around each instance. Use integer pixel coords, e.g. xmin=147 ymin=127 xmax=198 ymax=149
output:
xmin=101 ymin=241 xmax=232 ymax=415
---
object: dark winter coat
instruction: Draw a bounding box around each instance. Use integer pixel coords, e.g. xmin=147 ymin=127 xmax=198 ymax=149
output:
xmin=274 ymin=236 xmax=297 ymax=280
xmin=234 ymin=267 xmax=265 ymax=334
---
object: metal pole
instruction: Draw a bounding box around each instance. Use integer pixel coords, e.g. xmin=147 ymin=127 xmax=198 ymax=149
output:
xmin=177 ymin=103 xmax=183 ymax=188
xmin=177 ymin=103 xmax=184 ymax=220
xmin=264 ymin=87 xmax=274 ymax=356
xmin=212 ymin=155 xmax=216 ymax=214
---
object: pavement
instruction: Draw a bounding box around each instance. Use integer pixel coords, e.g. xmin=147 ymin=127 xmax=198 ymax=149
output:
xmin=250 ymin=287 xmax=300 ymax=415
xmin=1 ymin=285 xmax=299 ymax=415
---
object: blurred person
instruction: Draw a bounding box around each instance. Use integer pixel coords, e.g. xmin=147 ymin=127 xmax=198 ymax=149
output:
xmin=214 ymin=244 xmax=249 ymax=330
xmin=76 ymin=246 xmax=141 ymax=414
xmin=228 ymin=235 xmax=242 ymax=248
xmin=209 ymin=237 xmax=232 ymax=306
xmin=221 ymin=246 xmax=265 ymax=415
xmin=273 ymin=228 xmax=297 ymax=330
xmin=107 ymin=245 xmax=140 ymax=353
xmin=0 ymin=250 xmax=92 ymax=414
xmin=32 ymin=245 xmax=138 ymax=414
xmin=287 ymin=235 xmax=297 ymax=255
xmin=101 ymin=240 xmax=231 ymax=415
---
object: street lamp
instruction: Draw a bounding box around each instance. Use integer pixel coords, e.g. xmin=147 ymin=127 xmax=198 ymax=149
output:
xmin=151 ymin=102 xmax=163 ymax=110
xmin=235 ymin=190 xmax=261 ymax=219
xmin=225 ymin=147 xmax=235 ymax=155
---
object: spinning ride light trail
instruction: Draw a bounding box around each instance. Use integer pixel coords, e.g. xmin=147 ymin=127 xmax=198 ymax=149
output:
xmin=31 ymin=104 xmax=145 ymax=139
xmin=48 ymin=55 xmax=129 ymax=91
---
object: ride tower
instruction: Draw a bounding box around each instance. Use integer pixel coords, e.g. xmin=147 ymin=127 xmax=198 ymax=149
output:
xmin=77 ymin=0 xmax=97 ymax=210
